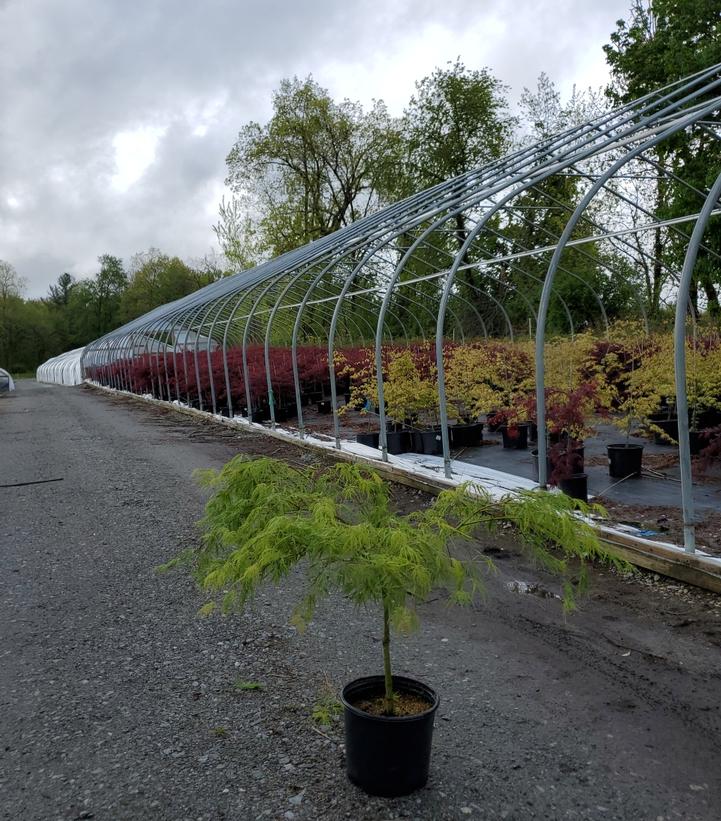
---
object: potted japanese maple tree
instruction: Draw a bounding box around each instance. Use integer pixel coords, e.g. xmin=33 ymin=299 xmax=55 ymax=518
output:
xmin=161 ymin=456 xmax=615 ymax=796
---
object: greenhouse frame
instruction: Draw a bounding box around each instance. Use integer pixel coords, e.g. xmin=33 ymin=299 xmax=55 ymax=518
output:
xmin=41 ymin=64 xmax=721 ymax=556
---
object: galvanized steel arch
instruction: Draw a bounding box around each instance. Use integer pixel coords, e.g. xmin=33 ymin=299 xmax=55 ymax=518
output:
xmin=69 ymin=63 xmax=721 ymax=555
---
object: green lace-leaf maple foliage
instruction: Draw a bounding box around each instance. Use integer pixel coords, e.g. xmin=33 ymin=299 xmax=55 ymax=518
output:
xmin=164 ymin=456 xmax=620 ymax=715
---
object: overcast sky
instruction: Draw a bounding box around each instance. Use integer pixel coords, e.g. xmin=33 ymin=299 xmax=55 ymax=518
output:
xmin=1 ymin=0 xmax=633 ymax=298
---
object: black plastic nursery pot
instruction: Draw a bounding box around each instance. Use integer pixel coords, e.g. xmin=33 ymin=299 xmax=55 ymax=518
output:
xmin=317 ymin=399 xmax=332 ymax=414
xmin=274 ymin=402 xmax=297 ymax=423
xmin=652 ymin=417 xmax=679 ymax=445
xmin=341 ymin=675 xmax=439 ymax=797
xmin=500 ymin=424 xmax=529 ymax=450
xmin=531 ymin=446 xmax=585 ymax=481
xmin=410 ymin=430 xmax=425 ymax=453
xmin=607 ymin=443 xmax=643 ymax=478
xmin=356 ymin=431 xmax=380 ymax=448
xmin=450 ymin=422 xmax=483 ymax=447
xmin=420 ymin=429 xmax=443 ymax=455
xmin=386 ymin=430 xmax=411 ymax=455
xmin=690 ymin=430 xmax=706 ymax=456
xmin=558 ymin=473 xmax=588 ymax=503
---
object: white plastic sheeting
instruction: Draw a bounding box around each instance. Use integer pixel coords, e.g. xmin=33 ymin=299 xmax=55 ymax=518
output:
xmin=0 ymin=367 xmax=15 ymax=392
xmin=36 ymin=348 xmax=85 ymax=386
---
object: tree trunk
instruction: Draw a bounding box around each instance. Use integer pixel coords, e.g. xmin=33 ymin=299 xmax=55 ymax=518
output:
xmin=382 ymin=601 xmax=394 ymax=715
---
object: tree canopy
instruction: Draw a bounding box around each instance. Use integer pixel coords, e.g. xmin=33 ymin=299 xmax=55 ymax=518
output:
xmin=604 ymin=0 xmax=721 ymax=317
xmin=220 ymin=76 xmax=402 ymax=260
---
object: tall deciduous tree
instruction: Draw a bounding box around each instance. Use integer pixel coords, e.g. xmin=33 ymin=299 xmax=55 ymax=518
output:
xmin=604 ymin=0 xmax=721 ymax=317
xmin=401 ymin=59 xmax=516 ymax=195
xmin=120 ymin=249 xmax=217 ymax=322
xmin=0 ymin=260 xmax=27 ymax=369
xmin=219 ymin=76 xmax=402 ymax=259
xmin=384 ymin=61 xmax=516 ymax=336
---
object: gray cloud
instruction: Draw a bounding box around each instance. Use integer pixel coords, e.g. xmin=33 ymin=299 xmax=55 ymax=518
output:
xmin=1 ymin=0 xmax=632 ymax=297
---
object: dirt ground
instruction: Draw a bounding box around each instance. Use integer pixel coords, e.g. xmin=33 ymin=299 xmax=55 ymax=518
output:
xmin=1 ymin=380 xmax=720 ymax=820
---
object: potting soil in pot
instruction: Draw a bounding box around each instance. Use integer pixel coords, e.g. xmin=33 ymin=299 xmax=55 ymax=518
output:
xmin=350 ymin=692 xmax=433 ymax=717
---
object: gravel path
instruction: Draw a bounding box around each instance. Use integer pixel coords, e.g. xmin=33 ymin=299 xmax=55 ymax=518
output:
xmin=1 ymin=380 xmax=720 ymax=821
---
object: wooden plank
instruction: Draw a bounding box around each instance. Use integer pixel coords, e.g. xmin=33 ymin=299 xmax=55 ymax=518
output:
xmin=599 ymin=537 xmax=721 ymax=594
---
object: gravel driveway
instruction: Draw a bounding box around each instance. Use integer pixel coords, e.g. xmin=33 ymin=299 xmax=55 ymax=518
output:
xmin=1 ymin=380 xmax=720 ymax=820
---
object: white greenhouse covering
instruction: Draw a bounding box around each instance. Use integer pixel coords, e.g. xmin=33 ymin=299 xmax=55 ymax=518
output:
xmin=36 ymin=348 xmax=85 ymax=386
xmin=0 ymin=367 xmax=15 ymax=392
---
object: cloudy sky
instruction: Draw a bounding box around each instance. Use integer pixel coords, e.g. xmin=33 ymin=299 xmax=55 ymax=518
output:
xmin=1 ymin=0 xmax=632 ymax=298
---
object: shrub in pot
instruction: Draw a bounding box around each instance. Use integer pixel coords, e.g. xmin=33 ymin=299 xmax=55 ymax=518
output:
xmin=607 ymin=382 xmax=657 ymax=479
xmin=544 ymin=383 xmax=599 ymax=445
xmin=500 ymin=422 xmax=530 ymax=450
xmin=383 ymin=349 xmax=442 ymax=449
xmin=444 ymin=345 xmax=504 ymax=440
xmin=161 ymin=456 xmax=617 ymax=797
xmin=487 ymin=407 xmax=530 ymax=450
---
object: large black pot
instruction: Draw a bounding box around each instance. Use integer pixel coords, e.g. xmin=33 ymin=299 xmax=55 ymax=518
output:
xmin=356 ymin=431 xmax=380 ymax=448
xmin=558 ymin=473 xmax=588 ymax=502
xmin=450 ymin=422 xmax=483 ymax=447
xmin=690 ymin=429 xmax=707 ymax=456
xmin=607 ymin=443 xmax=643 ymax=478
xmin=500 ymin=424 xmax=528 ymax=450
xmin=274 ymin=402 xmax=298 ymax=423
xmin=652 ymin=417 xmax=679 ymax=445
xmin=420 ymin=429 xmax=443 ymax=455
xmin=386 ymin=430 xmax=411 ymax=455
xmin=341 ymin=675 xmax=439 ymax=797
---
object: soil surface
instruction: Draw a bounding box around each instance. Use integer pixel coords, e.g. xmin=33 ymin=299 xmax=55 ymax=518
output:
xmin=1 ymin=380 xmax=720 ymax=820
xmin=352 ymin=694 xmax=433 ymax=718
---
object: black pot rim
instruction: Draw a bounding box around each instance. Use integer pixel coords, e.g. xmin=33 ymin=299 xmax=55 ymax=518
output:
xmin=341 ymin=675 xmax=439 ymax=723
xmin=607 ymin=443 xmax=644 ymax=451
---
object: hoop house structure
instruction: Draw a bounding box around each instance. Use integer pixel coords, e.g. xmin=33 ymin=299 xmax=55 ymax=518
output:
xmin=0 ymin=367 xmax=15 ymax=393
xmin=36 ymin=348 xmax=84 ymax=386
xmin=75 ymin=66 xmax=721 ymax=555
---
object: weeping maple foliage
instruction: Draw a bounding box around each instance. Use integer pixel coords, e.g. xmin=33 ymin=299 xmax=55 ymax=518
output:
xmin=161 ymin=456 xmax=619 ymax=714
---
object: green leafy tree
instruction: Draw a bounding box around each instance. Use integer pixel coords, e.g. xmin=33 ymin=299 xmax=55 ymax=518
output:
xmin=220 ymin=76 xmax=403 ymax=258
xmin=400 ymin=59 xmax=516 ymax=194
xmin=92 ymin=254 xmax=127 ymax=334
xmin=163 ymin=456 xmax=618 ymax=716
xmin=604 ymin=0 xmax=721 ymax=317
xmin=0 ymin=260 xmax=27 ymax=369
xmin=64 ymin=255 xmax=127 ymax=342
xmin=391 ymin=61 xmax=516 ymax=328
xmin=120 ymin=249 xmax=219 ymax=322
xmin=213 ymin=195 xmax=264 ymax=270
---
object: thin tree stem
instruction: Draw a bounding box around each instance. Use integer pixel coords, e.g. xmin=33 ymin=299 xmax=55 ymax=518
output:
xmin=382 ymin=600 xmax=394 ymax=715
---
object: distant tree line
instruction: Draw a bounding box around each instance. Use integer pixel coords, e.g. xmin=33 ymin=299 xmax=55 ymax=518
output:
xmin=0 ymin=251 xmax=231 ymax=374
